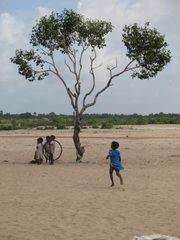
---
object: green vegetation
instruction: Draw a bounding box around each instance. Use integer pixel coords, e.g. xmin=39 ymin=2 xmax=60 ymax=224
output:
xmin=0 ymin=112 xmax=180 ymax=130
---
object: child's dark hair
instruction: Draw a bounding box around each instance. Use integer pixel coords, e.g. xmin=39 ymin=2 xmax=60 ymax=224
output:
xmin=50 ymin=135 xmax=55 ymax=140
xmin=111 ymin=141 xmax=119 ymax=149
xmin=46 ymin=136 xmax=50 ymax=141
xmin=37 ymin=137 xmax=43 ymax=143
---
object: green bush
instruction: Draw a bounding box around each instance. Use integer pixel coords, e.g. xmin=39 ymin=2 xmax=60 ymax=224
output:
xmin=56 ymin=124 xmax=67 ymax=129
xmin=44 ymin=126 xmax=54 ymax=130
xmin=101 ymin=122 xmax=113 ymax=129
xmin=0 ymin=124 xmax=13 ymax=130
xmin=92 ymin=124 xmax=99 ymax=129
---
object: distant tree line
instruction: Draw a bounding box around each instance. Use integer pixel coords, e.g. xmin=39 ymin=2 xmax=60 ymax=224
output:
xmin=0 ymin=111 xmax=180 ymax=130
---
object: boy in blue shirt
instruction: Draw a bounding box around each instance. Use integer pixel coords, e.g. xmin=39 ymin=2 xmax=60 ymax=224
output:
xmin=106 ymin=141 xmax=124 ymax=187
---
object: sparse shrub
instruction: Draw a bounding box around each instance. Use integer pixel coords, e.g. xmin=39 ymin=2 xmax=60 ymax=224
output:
xmin=92 ymin=124 xmax=99 ymax=129
xmin=44 ymin=126 xmax=54 ymax=130
xmin=101 ymin=122 xmax=113 ymax=129
xmin=0 ymin=124 xmax=13 ymax=130
xmin=56 ymin=124 xmax=67 ymax=129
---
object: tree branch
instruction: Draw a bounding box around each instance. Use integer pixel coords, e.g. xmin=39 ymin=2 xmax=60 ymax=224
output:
xmin=49 ymin=50 xmax=76 ymax=109
xmin=66 ymin=50 xmax=80 ymax=95
xmin=78 ymin=44 xmax=89 ymax=79
xmin=107 ymin=57 xmax=118 ymax=78
xmin=80 ymin=59 xmax=137 ymax=113
xmin=81 ymin=48 xmax=97 ymax=113
xmin=64 ymin=59 xmax=75 ymax=74
xmin=37 ymin=46 xmax=50 ymax=56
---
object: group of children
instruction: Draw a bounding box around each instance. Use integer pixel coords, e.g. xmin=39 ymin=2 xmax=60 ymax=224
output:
xmin=30 ymin=136 xmax=124 ymax=187
xmin=30 ymin=135 xmax=56 ymax=165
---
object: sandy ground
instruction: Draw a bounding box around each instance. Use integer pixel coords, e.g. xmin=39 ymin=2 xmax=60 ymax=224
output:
xmin=0 ymin=125 xmax=180 ymax=240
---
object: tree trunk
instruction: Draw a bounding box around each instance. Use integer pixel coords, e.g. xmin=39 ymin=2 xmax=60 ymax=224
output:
xmin=73 ymin=113 xmax=85 ymax=162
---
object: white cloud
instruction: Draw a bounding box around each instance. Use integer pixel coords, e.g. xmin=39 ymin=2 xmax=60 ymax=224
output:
xmin=0 ymin=13 xmax=27 ymax=82
xmin=0 ymin=13 xmax=25 ymax=45
xmin=78 ymin=0 xmax=171 ymax=26
xmin=35 ymin=6 xmax=52 ymax=19
xmin=77 ymin=1 xmax=82 ymax=9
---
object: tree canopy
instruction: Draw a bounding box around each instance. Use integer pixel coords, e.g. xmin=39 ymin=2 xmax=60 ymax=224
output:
xmin=122 ymin=22 xmax=171 ymax=79
xmin=11 ymin=9 xmax=113 ymax=81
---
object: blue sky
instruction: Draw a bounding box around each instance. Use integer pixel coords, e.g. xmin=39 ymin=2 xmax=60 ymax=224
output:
xmin=0 ymin=0 xmax=77 ymax=12
xmin=0 ymin=0 xmax=179 ymax=115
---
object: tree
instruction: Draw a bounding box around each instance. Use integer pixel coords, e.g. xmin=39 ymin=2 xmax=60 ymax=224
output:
xmin=11 ymin=9 xmax=171 ymax=162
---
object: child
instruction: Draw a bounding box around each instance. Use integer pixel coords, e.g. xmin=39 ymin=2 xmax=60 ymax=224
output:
xmin=34 ymin=137 xmax=44 ymax=164
xmin=43 ymin=136 xmax=51 ymax=163
xmin=106 ymin=141 xmax=124 ymax=187
xmin=49 ymin=135 xmax=55 ymax=165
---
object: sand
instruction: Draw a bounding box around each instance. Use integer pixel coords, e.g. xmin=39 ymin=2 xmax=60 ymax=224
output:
xmin=0 ymin=125 xmax=180 ymax=240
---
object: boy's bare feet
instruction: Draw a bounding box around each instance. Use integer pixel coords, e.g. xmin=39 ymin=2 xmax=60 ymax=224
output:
xmin=110 ymin=183 xmax=115 ymax=187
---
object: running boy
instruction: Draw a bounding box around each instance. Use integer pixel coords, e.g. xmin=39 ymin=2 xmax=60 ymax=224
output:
xmin=106 ymin=141 xmax=124 ymax=187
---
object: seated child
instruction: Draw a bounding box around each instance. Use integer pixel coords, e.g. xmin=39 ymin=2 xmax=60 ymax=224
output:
xmin=30 ymin=137 xmax=44 ymax=164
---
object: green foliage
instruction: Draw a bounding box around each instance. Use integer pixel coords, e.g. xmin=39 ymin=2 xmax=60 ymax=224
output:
xmin=122 ymin=22 xmax=171 ymax=79
xmin=91 ymin=124 xmax=99 ymax=129
xmin=0 ymin=124 xmax=13 ymax=130
xmin=11 ymin=9 xmax=113 ymax=81
xmin=56 ymin=124 xmax=67 ymax=129
xmin=30 ymin=9 xmax=113 ymax=51
xmin=11 ymin=49 xmax=48 ymax=81
xmin=1 ymin=112 xmax=180 ymax=131
xmin=11 ymin=11 xmax=171 ymax=84
xmin=101 ymin=121 xmax=113 ymax=129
